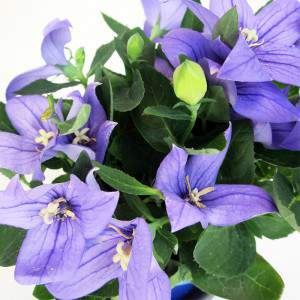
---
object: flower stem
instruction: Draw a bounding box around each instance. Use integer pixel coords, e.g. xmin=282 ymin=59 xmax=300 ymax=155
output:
xmin=180 ymin=104 xmax=200 ymax=145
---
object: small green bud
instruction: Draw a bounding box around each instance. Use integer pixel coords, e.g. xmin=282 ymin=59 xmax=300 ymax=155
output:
xmin=173 ymin=60 xmax=207 ymax=106
xmin=127 ymin=33 xmax=144 ymax=62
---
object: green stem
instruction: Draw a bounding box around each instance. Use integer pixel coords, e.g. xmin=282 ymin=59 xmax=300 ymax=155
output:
xmin=180 ymin=104 xmax=199 ymax=144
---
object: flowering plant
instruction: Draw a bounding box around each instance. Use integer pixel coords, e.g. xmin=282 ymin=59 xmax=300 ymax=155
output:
xmin=1 ymin=0 xmax=300 ymax=299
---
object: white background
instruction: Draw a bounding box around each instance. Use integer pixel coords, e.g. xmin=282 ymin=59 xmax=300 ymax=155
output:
xmin=1 ymin=0 xmax=300 ymax=299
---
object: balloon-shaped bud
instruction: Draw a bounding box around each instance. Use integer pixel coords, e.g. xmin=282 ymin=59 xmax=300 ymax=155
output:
xmin=127 ymin=33 xmax=144 ymax=62
xmin=173 ymin=60 xmax=207 ymax=105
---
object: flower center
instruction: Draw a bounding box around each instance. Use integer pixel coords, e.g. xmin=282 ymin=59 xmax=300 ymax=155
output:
xmin=185 ymin=176 xmax=214 ymax=208
xmin=109 ymin=224 xmax=135 ymax=271
xmin=113 ymin=241 xmax=132 ymax=271
xmin=39 ymin=197 xmax=76 ymax=225
xmin=35 ymin=129 xmax=55 ymax=147
xmin=72 ymin=128 xmax=96 ymax=145
xmin=241 ymin=28 xmax=264 ymax=48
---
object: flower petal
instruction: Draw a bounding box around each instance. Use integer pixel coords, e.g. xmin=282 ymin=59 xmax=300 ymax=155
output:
xmin=0 ymin=132 xmax=42 ymax=176
xmin=84 ymin=84 xmax=107 ymax=134
xmin=210 ymin=0 xmax=256 ymax=28
xmin=161 ymin=29 xmax=225 ymax=68
xmin=95 ymin=121 xmax=117 ymax=163
xmin=6 ymin=96 xmax=57 ymax=139
xmin=52 ymin=143 xmax=95 ymax=162
xmin=47 ymin=234 xmax=122 ymax=300
xmin=6 ymin=65 xmax=61 ymax=100
xmin=147 ymin=258 xmax=171 ymax=300
xmin=155 ymin=145 xmax=188 ymax=195
xmin=279 ymin=122 xmax=300 ymax=150
xmin=253 ymin=122 xmax=273 ymax=147
xmin=255 ymin=44 xmax=300 ymax=87
xmin=201 ymin=184 xmax=277 ymax=227
xmin=15 ymin=220 xmax=85 ymax=285
xmin=256 ymin=0 xmax=300 ymax=47
xmin=235 ymin=82 xmax=300 ymax=123
xmin=183 ymin=0 xmax=219 ymax=35
xmin=185 ymin=125 xmax=231 ymax=191
xmin=155 ymin=58 xmax=174 ymax=80
xmin=141 ymin=0 xmax=160 ymax=27
xmin=41 ymin=19 xmax=72 ymax=65
xmin=66 ymin=175 xmax=119 ymax=239
xmin=0 ymin=176 xmax=45 ymax=229
xmin=164 ymin=192 xmax=208 ymax=232
xmin=218 ymin=35 xmax=272 ymax=82
xmin=119 ymin=218 xmax=153 ymax=300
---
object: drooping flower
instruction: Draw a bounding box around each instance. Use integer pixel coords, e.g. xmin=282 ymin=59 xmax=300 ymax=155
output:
xmin=0 ymin=84 xmax=116 ymax=180
xmin=184 ymin=0 xmax=300 ymax=86
xmin=160 ymin=28 xmax=300 ymax=124
xmin=155 ymin=125 xmax=277 ymax=232
xmin=46 ymin=218 xmax=171 ymax=300
xmin=6 ymin=19 xmax=72 ymax=100
xmin=0 ymin=174 xmax=119 ymax=284
xmin=141 ymin=0 xmax=187 ymax=39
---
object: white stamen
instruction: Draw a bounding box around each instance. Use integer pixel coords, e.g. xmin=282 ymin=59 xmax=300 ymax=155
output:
xmin=39 ymin=197 xmax=76 ymax=225
xmin=112 ymin=241 xmax=132 ymax=271
xmin=241 ymin=28 xmax=259 ymax=42
xmin=35 ymin=129 xmax=55 ymax=147
xmin=72 ymin=128 xmax=91 ymax=145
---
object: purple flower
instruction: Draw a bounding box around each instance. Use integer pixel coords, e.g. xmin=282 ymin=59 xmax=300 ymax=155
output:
xmin=46 ymin=218 xmax=171 ymax=300
xmin=0 ymin=84 xmax=116 ymax=180
xmin=141 ymin=0 xmax=187 ymax=39
xmin=155 ymin=125 xmax=277 ymax=232
xmin=184 ymin=0 xmax=300 ymax=86
xmin=55 ymin=83 xmax=117 ymax=163
xmin=254 ymin=121 xmax=300 ymax=151
xmin=6 ymin=19 xmax=71 ymax=100
xmin=161 ymin=29 xmax=300 ymax=124
xmin=0 ymin=174 xmax=119 ymax=285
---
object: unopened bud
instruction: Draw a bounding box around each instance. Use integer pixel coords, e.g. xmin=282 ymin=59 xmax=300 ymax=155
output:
xmin=127 ymin=33 xmax=144 ymax=62
xmin=173 ymin=60 xmax=207 ymax=106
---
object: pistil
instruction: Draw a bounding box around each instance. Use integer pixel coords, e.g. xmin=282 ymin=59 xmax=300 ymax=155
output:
xmin=185 ymin=176 xmax=214 ymax=208
xmin=241 ymin=28 xmax=264 ymax=48
xmin=72 ymin=128 xmax=91 ymax=145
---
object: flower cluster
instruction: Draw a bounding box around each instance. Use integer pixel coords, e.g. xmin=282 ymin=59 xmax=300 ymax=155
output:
xmin=1 ymin=0 xmax=300 ymax=299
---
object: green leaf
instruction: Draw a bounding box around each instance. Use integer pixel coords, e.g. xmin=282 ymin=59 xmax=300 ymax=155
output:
xmin=33 ymin=285 xmax=54 ymax=300
xmin=94 ymin=163 xmax=162 ymax=197
xmin=0 ymin=168 xmax=16 ymax=179
xmin=0 ymin=102 xmax=16 ymax=132
xmin=102 ymin=13 xmax=129 ymax=35
xmin=273 ymin=172 xmax=300 ymax=231
xmin=143 ymin=105 xmax=191 ymax=120
xmin=194 ymin=225 xmax=256 ymax=277
xmin=193 ymin=255 xmax=284 ymax=300
xmin=181 ymin=0 xmax=204 ymax=31
xmin=153 ymin=227 xmax=178 ymax=268
xmin=204 ymin=86 xmax=230 ymax=123
xmin=16 ymin=80 xmax=79 ymax=95
xmin=72 ymin=151 xmax=93 ymax=181
xmin=108 ymin=69 xmax=145 ymax=112
xmin=212 ymin=6 xmax=239 ymax=48
xmin=246 ymin=214 xmax=294 ymax=240
xmin=88 ymin=40 xmax=115 ymax=76
xmin=255 ymin=143 xmax=300 ymax=168
xmin=132 ymin=66 xmax=189 ymax=152
xmin=53 ymin=104 xmax=91 ymax=135
xmin=75 ymin=47 xmax=85 ymax=71
xmin=0 ymin=225 xmax=26 ymax=266
xmin=170 ymin=265 xmax=193 ymax=288
xmin=219 ymin=120 xmax=255 ymax=184
xmin=123 ymin=194 xmax=155 ymax=222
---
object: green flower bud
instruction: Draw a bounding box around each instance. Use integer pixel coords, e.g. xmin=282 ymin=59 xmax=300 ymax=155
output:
xmin=127 ymin=33 xmax=145 ymax=62
xmin=173 ymin=60 xmax=207 ymax=106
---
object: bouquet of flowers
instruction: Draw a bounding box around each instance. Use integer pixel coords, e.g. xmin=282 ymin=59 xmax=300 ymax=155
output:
xmin=1 ymin=0 xmax=300 ymax=299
